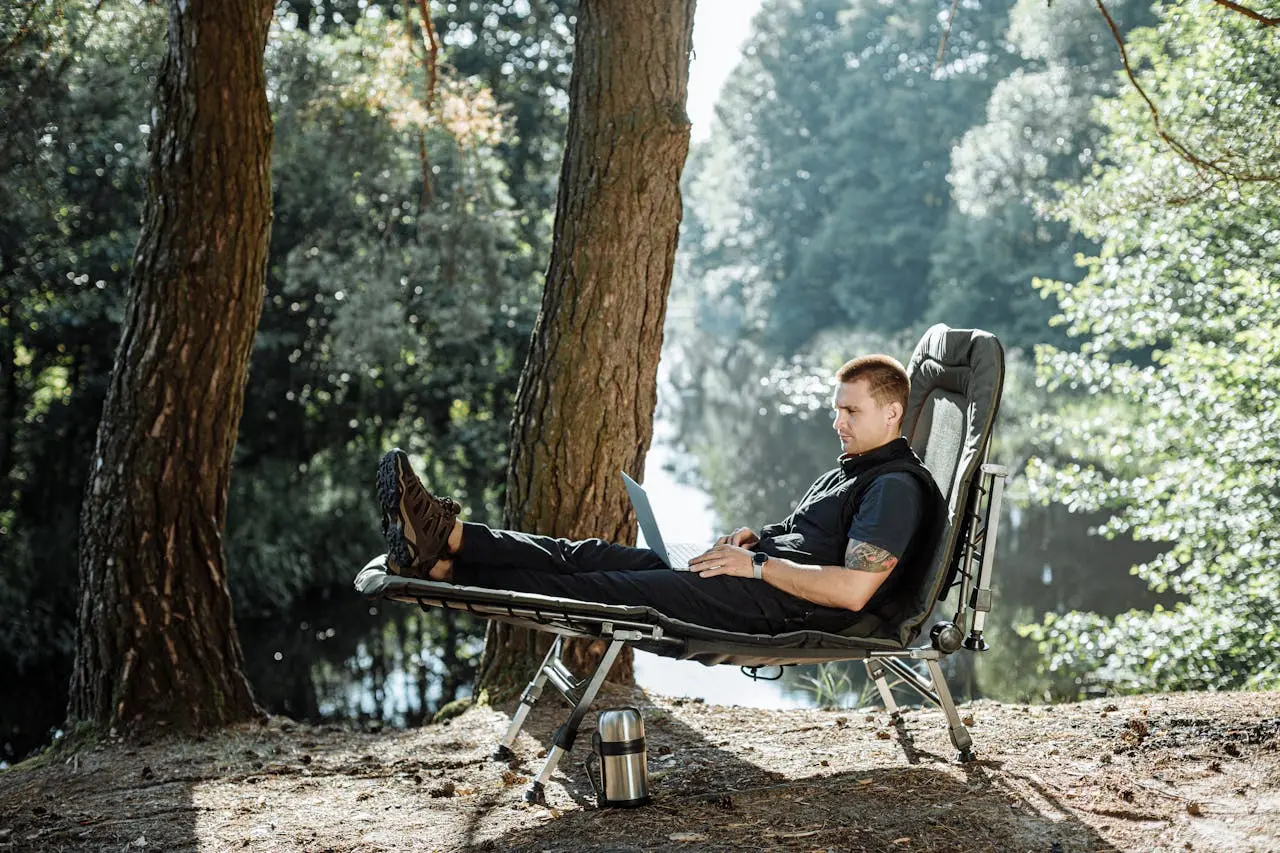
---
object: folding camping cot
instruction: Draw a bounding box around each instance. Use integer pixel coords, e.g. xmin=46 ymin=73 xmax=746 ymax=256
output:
xmin=355 ymin=323 xmax=1007 ymax=806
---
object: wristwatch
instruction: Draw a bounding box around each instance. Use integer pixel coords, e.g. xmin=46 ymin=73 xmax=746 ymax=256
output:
xmin=751 ymin=551 xmax=769 ymax=580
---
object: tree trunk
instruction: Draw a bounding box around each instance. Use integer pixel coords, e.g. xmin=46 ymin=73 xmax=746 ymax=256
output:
xmin=68 ymin=0 xmax=274 ymax=735
xmin=476 ymin=0 xmax=696 ymax=698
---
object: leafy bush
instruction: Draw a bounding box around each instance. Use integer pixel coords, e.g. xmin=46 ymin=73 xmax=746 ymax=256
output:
xmin=1025 ymin=1 xmax=1280 ymax=693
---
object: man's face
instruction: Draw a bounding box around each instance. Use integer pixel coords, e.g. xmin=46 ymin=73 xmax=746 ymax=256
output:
xmin=832 ymin=379 xmax=900 ymax=456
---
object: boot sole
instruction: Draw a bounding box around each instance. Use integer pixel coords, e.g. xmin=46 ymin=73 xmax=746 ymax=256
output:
xmin=377 ymin=450 xmax=419 ymax=571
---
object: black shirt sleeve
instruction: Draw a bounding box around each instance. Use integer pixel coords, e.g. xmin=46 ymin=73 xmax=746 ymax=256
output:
xmin=846 ymin=472 xmax=924 ymax=558
xmin=760 ymin=520 xmax=789 ymax=538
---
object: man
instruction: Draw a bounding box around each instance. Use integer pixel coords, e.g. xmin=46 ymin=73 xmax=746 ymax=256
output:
xmin=377 ymin=355 xmax=946 ymax=636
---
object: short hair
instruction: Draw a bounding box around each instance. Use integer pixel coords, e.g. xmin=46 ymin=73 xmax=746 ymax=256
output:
xmin=836 ymin=354 xmax=909 ymax=414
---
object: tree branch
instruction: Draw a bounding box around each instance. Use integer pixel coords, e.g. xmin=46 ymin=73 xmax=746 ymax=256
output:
xmin=934 ymin=0 xmax=962 ymax=73
xmin=1210 ymin=0 xmax=1280 ymax=26
xmin=1094 ymin=0 xmax=1277 ymax=184
xmin=413 ymin=0 xmax=441 ymax=208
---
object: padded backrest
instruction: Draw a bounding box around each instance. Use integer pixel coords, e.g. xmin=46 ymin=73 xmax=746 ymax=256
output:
xmin=891 ymin=324 xmax=1005 ymax=643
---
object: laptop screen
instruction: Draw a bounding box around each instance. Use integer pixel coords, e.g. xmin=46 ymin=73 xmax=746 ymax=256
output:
xmin=620 ymin=472 xmax=671 ymax=566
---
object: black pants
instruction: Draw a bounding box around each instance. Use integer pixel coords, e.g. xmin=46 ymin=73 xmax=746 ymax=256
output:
xmin=452 ymin=522 xmax=856 ymax=635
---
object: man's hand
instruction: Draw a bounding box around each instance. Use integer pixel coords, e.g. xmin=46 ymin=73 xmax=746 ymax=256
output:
xmin=688 ymin=543 xmax=756 ymax=579
xmin=714 ymin=527 xmax=759 ymax=549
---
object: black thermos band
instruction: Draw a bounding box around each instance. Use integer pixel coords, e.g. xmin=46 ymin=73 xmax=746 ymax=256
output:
xmin=597 ymin=736 xmax=646 ymax=757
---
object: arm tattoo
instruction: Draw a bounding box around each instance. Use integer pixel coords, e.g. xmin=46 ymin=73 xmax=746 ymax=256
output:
xmin=844 ymin=539 xmax=900 ymax=574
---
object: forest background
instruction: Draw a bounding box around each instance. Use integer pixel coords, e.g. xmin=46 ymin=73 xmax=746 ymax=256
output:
xmin=1 ymin=0 xmax=1276 ymax=765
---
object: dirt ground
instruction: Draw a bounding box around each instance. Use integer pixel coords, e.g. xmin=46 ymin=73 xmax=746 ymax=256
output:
xmin=1 ymin=688 xmax=1277 ymax=853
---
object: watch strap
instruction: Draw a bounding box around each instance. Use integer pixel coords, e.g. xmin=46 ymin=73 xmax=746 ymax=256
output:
xmin=751 ymin=552 xmax=767 ymax=580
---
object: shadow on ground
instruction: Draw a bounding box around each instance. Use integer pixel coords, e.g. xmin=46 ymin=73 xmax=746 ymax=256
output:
xmin=476 ymin=684 xmax=1118 ymax=853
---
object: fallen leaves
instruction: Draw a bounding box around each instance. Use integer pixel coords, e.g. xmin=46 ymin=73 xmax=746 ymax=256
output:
xmin=500 ymin=770 xmax=527 ymax=787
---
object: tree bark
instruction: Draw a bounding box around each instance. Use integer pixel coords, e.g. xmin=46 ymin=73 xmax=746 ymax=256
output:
xmin=476 ymin=0 xmax=697 ymax=698
xmin=68 ymin=0 xmax=274 ymax=735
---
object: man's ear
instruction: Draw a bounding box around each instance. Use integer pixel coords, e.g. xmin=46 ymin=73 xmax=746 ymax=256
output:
xmin=887 ymin=401 xmax=903 ymax=427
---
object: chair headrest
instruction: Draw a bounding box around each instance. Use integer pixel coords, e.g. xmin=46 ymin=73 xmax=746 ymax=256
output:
xmin=902 ymin=324 xmax=1005 ymax=516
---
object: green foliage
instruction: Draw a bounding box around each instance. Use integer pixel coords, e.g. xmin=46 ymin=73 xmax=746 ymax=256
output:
xmin=229 ymin=15 xmax=548 ymax=610
xmin=680 ymin=0 xmax=1013 ymax=354
xmin=929 ymin=0 xmax=1156 ymax=345
xmin=0 ymin=0 xmax=163 ymax=673
xmin=793 ymin=661 xmax=876 ymax=709
xmin=677 ymin=0 xmax=1160 ymax=354
xmin=0 ymin=2 xmax=566 ymax=738
xmin=1026 ymin=1 xmax=1280 ymax=693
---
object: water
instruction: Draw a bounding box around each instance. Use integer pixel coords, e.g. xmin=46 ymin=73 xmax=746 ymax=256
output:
xmin=238 ymin=590 xmax=484 ymax=730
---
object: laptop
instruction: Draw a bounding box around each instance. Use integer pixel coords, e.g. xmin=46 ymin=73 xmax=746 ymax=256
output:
xmin=621 ymin=471 xmax=711 ymax=570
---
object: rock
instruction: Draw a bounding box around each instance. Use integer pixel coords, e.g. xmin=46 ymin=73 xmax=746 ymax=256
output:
xmin=433 ymin=697 xmax=473 ymax=724
xmin=669 ymin=832 xmax=708 ymax=842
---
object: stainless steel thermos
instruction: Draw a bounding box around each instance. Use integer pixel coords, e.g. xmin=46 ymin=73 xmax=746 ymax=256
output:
xmin=590 ymin=707 xmax=650 ymax=807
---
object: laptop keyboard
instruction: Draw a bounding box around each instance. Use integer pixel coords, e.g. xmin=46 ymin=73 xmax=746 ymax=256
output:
xmin=666 ymin=541 xmax=706 ymax=569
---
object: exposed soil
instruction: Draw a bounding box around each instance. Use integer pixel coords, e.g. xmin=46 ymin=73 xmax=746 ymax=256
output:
xmin=1 ymin=689 xmax=1277 ymax=852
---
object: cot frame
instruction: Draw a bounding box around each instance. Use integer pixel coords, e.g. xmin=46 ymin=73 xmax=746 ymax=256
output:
xmin=356 ymin=461 xmax=1006 ymax=805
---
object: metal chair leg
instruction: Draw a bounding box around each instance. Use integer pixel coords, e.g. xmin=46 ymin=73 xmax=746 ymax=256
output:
xmin=493 ymin=637 xmax=562 ymax=761
xmin=524 ymin=638 xmax=626 ymax=806
xmin=924 ymin=658 xmax=974 ymax=762
xmin=864 ymin=659 xmax=901 ymax=720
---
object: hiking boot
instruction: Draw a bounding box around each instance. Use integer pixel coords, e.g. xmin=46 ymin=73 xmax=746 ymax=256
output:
xmin=376 ymin=448 xmax=461 ymax=577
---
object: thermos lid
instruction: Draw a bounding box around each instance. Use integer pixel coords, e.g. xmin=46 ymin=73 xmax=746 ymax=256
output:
xmin=597 ymin=706 xmax=644 ymax=742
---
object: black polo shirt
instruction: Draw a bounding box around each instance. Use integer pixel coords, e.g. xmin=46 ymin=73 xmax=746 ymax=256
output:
xmin=755 ymin=437 xmax=934 ymax=571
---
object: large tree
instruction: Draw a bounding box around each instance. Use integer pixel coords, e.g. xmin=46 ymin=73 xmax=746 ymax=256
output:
xmin=69 ymin=0 xmax=274 ymax=733
xmin=476 ymin=0 xmax=697 ymax=695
